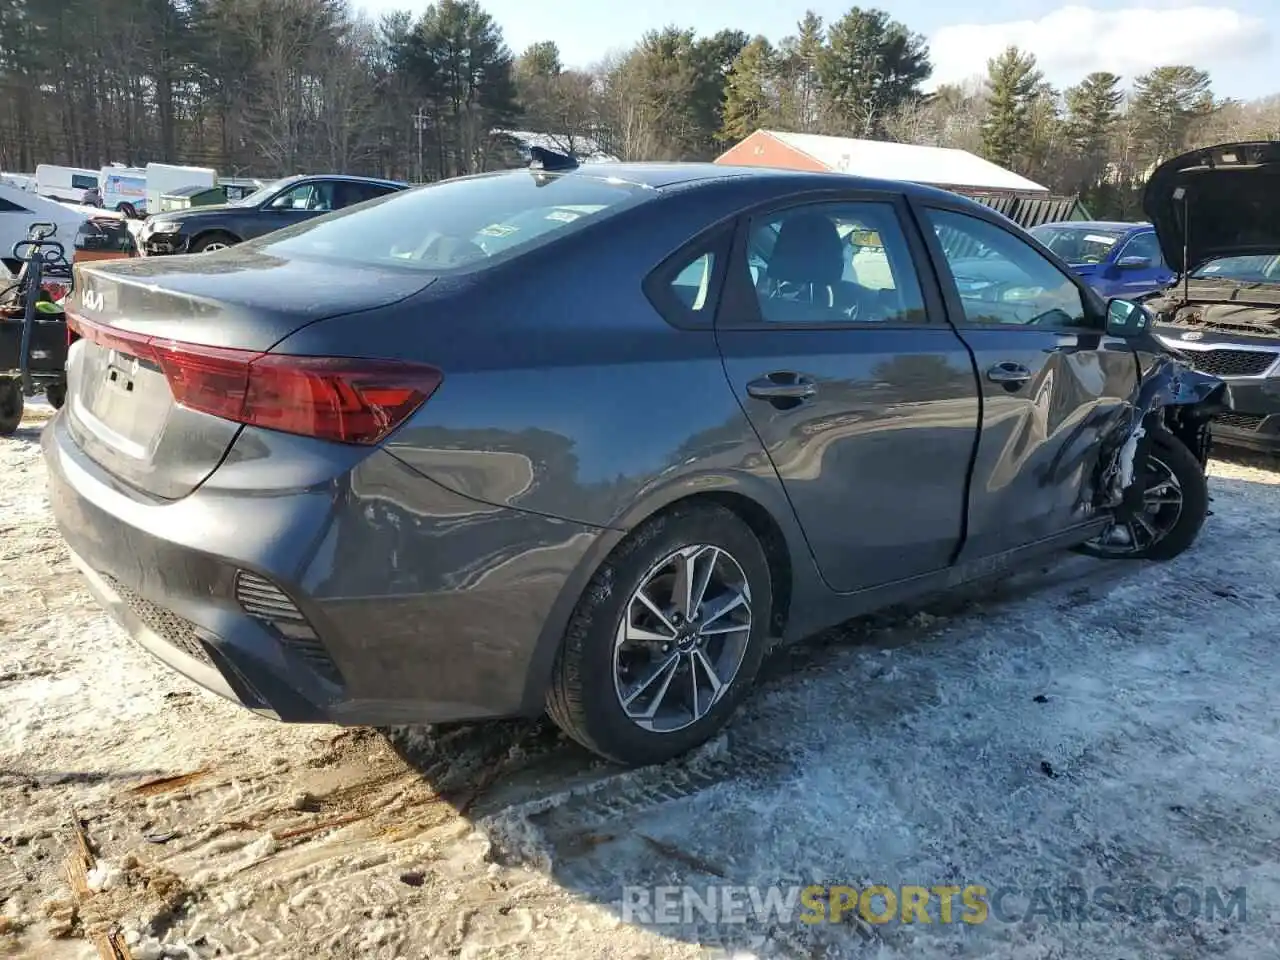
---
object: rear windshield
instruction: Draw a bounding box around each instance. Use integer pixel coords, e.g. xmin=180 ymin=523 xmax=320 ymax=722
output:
xmin=254 ymin=172 xmax=650 ymax=272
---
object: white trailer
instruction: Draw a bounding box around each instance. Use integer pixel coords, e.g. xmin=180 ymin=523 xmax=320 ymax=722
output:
xmin=33 ymin=164 xmax=100 ymax=204
xmin=144 ymin=163 xmax=216 ymax=214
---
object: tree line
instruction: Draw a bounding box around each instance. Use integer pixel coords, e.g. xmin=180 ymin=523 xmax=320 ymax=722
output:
xmin=1 ymin=0 xmax=1277 ymax=219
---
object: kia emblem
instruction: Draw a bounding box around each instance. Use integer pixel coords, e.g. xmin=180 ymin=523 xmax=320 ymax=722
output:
xmin=1181 ymin=331 xmax=1203 ymax=341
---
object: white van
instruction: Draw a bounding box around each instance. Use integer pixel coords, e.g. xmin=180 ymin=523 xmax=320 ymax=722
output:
xmin=144 ymin=162 xmax=216 ymax=214
xmin=34 ymin=164 xmax=100 ymax=204
xmin=100 ymin=166 xmax=148 ymax=217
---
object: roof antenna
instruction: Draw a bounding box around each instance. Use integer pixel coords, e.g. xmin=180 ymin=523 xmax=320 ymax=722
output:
xmin=1174 ymin=185 xmax=1189 ymax=305
xmin=528 ymin=145 xmax=578 ymax=172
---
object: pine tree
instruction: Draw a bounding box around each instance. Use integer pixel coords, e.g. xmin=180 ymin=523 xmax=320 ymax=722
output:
xmin=981 ymin=46 xmax=1042 ymax=169
xmin=1130 ymin=65 xmax=1214 ymax=165
xmin=817 ymin=7 xmax=931 ymax=138
xmin=719 ymin=37 xmax=776 ymax=143
xmin=1063 ymin=71 xmax=1122 ymax=196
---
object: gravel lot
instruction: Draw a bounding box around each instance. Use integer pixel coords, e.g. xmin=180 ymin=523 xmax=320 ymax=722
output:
xmin=3 ymin=400 xmax=1279 ymax=960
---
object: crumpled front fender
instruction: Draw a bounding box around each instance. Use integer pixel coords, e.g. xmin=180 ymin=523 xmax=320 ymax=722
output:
xmin=1095 ymin=354 xmax=1229 ymax=507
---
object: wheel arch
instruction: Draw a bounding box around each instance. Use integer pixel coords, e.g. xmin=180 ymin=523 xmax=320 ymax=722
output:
xmin=191 ymin=227 xmax=241 ymax=249
xmin=517 ymin=470 xmax=815 ymax=714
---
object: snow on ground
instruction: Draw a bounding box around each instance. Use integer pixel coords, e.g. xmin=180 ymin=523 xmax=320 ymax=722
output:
xmin=3 ymin=402 xmax=1280 ymax=959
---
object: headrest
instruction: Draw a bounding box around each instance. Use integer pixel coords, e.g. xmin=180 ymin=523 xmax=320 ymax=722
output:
xmin=767 ymin=214 xmax=845 ymax=286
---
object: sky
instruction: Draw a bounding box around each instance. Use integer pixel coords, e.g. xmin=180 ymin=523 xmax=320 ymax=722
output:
xmin=356 ymin=0 xmax=1276 ymax=101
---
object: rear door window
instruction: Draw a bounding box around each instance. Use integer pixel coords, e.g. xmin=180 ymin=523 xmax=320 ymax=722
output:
xmin=256 ymin=173 xmax=650 ymax=272
xmin=743 ymin=200 xmax=928 ymax=324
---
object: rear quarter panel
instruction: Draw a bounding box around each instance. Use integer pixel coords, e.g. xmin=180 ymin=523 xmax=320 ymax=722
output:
xmin=268 ymin=182 xmax=811 ymax=538
xmin=267 ymin=183 xmax=833 ymax=695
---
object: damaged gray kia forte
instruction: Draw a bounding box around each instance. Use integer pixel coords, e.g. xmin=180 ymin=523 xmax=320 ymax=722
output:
xmin=45 ymin=156 xmax=1228 ymax=766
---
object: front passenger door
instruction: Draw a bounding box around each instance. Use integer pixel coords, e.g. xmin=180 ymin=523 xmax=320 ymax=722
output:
xmin=258 ymin=180 xmax=338 ymax=237
xmin=918 ymin=205 xmax=1139 ymax=560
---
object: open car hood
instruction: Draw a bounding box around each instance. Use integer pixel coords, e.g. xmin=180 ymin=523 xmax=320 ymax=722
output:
xmin=1143 ymin=141 xmax=1280 ymax=274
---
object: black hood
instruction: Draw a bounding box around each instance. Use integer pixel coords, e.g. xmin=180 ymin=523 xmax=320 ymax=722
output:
xmin=1143 ymin=141 xmax=1280 ymax=274
xmin=147 ymin=203 xmax=240 ymax=222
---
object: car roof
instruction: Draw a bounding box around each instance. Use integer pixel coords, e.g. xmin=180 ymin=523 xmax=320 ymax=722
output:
xmin=1035 ymin=220 xmax=1151 ymax=231
xmin=479 ymin=161 xmax=998 ymax=209
xmin=289 ymin=174 xmax=408 ymax=188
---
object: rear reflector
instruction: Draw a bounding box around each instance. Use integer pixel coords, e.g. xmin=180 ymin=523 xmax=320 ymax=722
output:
xmin=66 ymin=312 xmax=442 ymax=445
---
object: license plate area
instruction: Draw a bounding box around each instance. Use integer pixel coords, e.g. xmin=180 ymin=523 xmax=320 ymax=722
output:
xmin=74 ymin=342 xmax=172 ymax=458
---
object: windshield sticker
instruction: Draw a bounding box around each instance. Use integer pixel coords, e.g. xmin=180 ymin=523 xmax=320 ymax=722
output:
xmin=478 ymin=223 xmax=519 ymax=238
xmin=545 ymin=209 xmax=581 ymax=223
xmin=1201 ymin=264 xmax=1221 ymax=272
xmin=1083 ymin=234 xmax=1119 ymax=245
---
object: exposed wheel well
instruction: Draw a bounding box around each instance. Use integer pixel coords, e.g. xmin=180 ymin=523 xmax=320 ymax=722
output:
xmin=641 ymin=491 xmax=793 ymax=641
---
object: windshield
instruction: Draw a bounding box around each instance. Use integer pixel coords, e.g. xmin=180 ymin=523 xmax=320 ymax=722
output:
xmin=1029 ymin=225 xmax=1128 ymax=264
xmin=231 ymin=178 xmax=289 ymax=207
xmin=1189 ymin=254 xmax=1280 ymax=283
xmin=254 ymin=172 xmax=650 ymax=272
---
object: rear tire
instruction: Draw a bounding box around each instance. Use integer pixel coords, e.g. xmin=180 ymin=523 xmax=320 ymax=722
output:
xmin=1075 ymin=428 xmax=1208 ymax=561
xmin=190 ymin=232 xmax=237 ymax=254
xmin=546 ymin=503 xmax=773 ymax=767
xmin=0 ymin=379 xmax=23 ymax=435
xmin=45 ymin=383 xmax=66 ymax=410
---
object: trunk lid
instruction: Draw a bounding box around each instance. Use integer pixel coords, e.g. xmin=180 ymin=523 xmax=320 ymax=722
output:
xmin=1144 ymin=141 xmax=1280 ymax=274
xmin=66 ymin=251 xmax=434 ymax=500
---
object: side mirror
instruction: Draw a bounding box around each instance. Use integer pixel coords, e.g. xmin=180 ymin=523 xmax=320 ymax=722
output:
xmin=1105 ymin=297 xmax=1152 ymax=337
xmin=1117 ymin=255 xmax=1152 ymax=270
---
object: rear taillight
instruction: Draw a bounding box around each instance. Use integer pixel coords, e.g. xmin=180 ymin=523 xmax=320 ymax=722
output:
xmin=66 ymin=311 xmax=441 ymax=445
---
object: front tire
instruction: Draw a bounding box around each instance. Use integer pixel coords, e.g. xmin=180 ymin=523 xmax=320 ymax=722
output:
xmin=1076 ymin=428 xmax=1208 ymax=561
xmin=190 ymin=232 xmax=237 ymax=254
xmin=0 ymin=379 xmax=23 ymax=435
xmin=45 ymin=383 xmax=66 ymax=410
xmin=547 ymin=503 xmax=773 ymax=766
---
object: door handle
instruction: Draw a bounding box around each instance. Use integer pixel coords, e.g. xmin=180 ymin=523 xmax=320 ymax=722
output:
xmin=985 ymin=361 xmax=1032 ymax=385
xmin=746 ymin=374 xmax=818 ymax=401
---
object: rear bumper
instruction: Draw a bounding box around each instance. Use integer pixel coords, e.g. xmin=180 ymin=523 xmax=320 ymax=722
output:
xmin=43 ymin=412 xmax=604 ymax=725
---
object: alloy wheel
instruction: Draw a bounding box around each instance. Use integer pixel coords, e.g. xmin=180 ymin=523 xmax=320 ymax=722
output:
xmin=1086 ymin=455 xmax=1185 ymax=556
xmin=202 ymin=242 xmax=228 ymax=253
xmin=612 ymin=544 xmax=753 ymax=734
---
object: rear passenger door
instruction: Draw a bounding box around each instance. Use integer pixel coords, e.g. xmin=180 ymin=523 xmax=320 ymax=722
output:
xmin=714 ymin=193 xmax=981 ymax=594
xmin=916 ymin=202 xmax=1139 ymax=559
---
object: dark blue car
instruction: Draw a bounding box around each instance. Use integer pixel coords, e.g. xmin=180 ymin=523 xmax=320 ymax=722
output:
xmin=1029 ymin=221 xmax=1174 ymax=300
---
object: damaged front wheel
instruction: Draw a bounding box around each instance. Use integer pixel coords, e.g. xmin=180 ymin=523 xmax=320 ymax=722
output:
xmin=1076 ymin=430 xmax=1209 ymax=561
